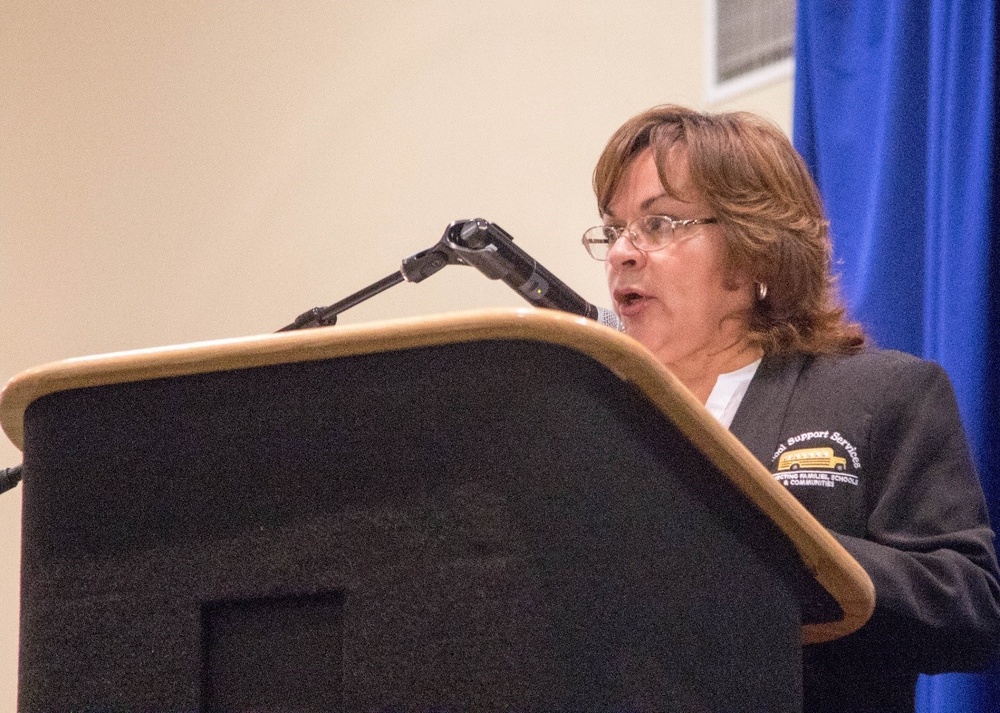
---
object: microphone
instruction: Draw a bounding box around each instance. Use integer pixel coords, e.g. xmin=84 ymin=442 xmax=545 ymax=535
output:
xmin=443 ymin=219 xmax=622 ymax=330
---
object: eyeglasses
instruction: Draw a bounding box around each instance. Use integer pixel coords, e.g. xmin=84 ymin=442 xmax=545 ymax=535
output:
xmin=581 ymin=215 xmax=718 ymax=261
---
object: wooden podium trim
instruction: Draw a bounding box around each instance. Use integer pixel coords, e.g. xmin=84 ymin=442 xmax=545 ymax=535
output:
xmin=0 ymin=307 xmax=874 ymax=643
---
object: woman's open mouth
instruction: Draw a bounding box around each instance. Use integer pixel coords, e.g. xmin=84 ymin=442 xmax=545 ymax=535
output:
xmin=614 ymin=288 xmax=646 ymax=307
xmin=614 ymin=288 xmax=650 ymax=315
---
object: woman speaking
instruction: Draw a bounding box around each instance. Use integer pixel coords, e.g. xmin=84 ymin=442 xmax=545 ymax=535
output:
xmin=583 ymin=105 xmax=1000 ymax=713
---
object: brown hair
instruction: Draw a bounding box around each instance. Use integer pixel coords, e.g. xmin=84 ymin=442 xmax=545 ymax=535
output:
xmin=593 ymin=104 xmax=865 ymax=356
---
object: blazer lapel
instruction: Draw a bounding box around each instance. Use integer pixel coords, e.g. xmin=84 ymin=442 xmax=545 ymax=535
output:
xmin=729 ymin=354 xmax=808 ymax=468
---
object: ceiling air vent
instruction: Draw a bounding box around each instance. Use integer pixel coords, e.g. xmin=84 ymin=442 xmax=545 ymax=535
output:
xmin=707 ymin=0 xmax=795 ymax=101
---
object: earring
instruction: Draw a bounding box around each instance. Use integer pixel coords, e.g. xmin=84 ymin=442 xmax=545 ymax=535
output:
xmin=756 ymin=282 xmax=768 ymax=300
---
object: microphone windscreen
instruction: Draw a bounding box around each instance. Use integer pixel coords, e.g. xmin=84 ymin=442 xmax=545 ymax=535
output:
xmin=596 ymin=307 xmax=624 ymax=332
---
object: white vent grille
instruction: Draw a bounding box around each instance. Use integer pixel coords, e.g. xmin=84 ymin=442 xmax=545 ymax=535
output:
xmin=707 ymin=0 xmax=795 ymax=100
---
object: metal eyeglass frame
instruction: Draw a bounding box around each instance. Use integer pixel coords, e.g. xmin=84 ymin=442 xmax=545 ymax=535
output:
xmin=582 ymin=215 xmax=718 ymax=260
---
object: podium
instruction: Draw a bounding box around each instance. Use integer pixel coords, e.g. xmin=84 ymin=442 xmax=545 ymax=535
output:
xmin=0 ymin=309 xmax=874 ymax=712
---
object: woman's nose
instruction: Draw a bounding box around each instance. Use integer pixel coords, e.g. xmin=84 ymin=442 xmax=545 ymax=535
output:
xmin=606 ymin=229 xmax=643 ymax=266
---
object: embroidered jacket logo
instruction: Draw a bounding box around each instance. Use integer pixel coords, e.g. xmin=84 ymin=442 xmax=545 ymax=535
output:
xmin=777 ymin=447 xmax=846 ymax=472
xmin=771 ymin=432 xmax=861 ymax=489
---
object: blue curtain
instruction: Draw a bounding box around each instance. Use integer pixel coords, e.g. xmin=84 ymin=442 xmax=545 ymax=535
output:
xmin=793 ymin=1 xmax=1000 ymax=711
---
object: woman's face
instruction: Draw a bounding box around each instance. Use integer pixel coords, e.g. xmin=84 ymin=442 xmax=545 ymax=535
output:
xmin=604 ymin=146 xmax=754 ymax=371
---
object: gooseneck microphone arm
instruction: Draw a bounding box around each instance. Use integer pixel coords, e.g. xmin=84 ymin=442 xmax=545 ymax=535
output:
xmin=0 ymin=465 xmax=22 ymax=495
xmin=277 ymin=238 xmax=462 ymax=331
xmin=279 ymin=219 xmax=620 ymax=332
xmin=277 ymin=271 xmax=405 ymax=331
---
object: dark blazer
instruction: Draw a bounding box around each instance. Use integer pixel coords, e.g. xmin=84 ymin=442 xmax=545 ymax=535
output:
xmin=730 ymin=348 xmax=1000 ymax=713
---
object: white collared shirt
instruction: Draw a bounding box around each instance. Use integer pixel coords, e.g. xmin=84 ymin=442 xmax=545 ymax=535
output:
xmin=704 ymin=358 xmax=762 ymax=428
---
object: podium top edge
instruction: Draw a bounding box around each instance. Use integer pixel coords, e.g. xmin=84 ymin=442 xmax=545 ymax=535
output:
xmin=0 ymin=306 xmax=874 ymax=643
xmin=0 ymin=308 xmax=644 ymax=448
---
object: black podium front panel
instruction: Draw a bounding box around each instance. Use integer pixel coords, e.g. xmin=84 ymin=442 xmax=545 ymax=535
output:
xmin=19 ymin=339 xmax=806 ymax=712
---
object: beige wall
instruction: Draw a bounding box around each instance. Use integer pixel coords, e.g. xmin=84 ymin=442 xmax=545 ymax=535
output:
xmin=0 ymin=1 xmax=791 ymax=706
